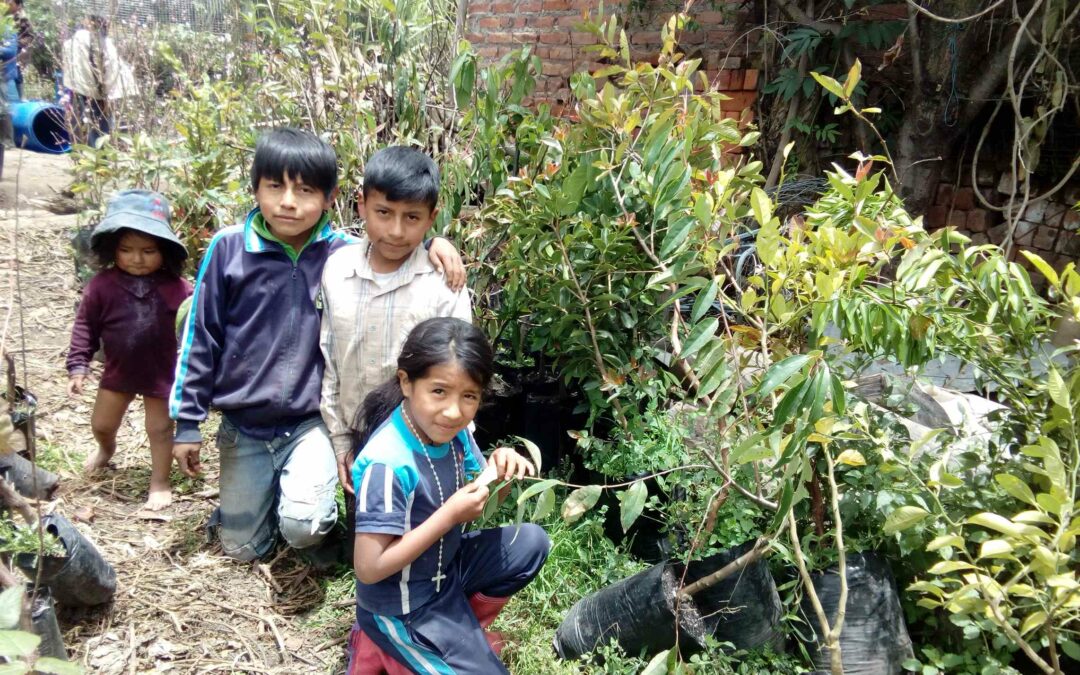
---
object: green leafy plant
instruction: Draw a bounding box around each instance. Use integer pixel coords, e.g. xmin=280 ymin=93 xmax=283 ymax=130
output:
xmin=0 ymin=585 xmax=80 ymax=674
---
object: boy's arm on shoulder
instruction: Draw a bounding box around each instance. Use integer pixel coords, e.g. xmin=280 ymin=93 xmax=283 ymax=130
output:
xmin=318 ymin=274 xmax=352 ymax=459
xmin=170 ymin=233 xmax=231 ymax=440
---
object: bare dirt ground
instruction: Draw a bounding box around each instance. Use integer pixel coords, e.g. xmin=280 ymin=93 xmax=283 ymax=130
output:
xmin=1 ymin=149 xmax=352 ymax=673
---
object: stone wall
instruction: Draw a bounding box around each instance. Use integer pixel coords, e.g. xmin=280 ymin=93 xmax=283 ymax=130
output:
xmin=464 ymin=0 xmax=758 ymax=122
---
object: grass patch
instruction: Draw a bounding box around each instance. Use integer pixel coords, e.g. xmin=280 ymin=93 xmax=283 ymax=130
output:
xmin=29 ymin=438 xmax=81 ymax=475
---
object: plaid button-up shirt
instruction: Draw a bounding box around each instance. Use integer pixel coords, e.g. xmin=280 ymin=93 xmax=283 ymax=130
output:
xmin=318 ymin=240 xmax=472 ymax=458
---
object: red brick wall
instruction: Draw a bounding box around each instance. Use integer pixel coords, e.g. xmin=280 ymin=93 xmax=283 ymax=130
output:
xmin=926 ymin=175 xmax=1080 ymax=271
xmin=464 ymin=0 xmax=758 ymax=121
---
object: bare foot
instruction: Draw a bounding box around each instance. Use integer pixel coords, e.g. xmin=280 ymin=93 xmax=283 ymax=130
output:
xmin=83 ymin=449 xmax=114 ymax=475
xmin=144 ymin=486 xmax=173 ymax=511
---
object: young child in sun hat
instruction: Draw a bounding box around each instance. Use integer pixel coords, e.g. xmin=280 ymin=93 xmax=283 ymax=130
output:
xmin=66 ymin=189 xmax=193 ymax=510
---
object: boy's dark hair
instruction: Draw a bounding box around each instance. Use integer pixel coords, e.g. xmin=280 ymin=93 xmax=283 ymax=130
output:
xmin=362 ymin=146 xmax=439 ymax=211
xmin=251 ymin=127 xmax=338 ymax=198
xmin=92 ymin=228 xmax=186 ymax=277
xmin=354 ymin=317 xmax=493 ymax=449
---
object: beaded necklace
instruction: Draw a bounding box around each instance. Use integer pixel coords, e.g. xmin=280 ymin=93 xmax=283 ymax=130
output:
xmin=401 ymin=405 xmax=461 ymax=593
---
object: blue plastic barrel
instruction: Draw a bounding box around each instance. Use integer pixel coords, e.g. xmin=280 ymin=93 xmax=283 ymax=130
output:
xmin=10 ymin=101 xmax=71 ymax=154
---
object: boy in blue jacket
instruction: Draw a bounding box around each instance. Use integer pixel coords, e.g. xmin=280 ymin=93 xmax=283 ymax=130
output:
xmin=170 ymin=128 xmax=463 ymax=562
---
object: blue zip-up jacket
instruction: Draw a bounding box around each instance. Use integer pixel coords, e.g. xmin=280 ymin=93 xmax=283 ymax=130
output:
xmin=170 ymin=208 xmax=355 ymax=443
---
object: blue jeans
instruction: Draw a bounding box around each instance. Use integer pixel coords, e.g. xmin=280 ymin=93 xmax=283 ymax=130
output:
xmin=214 ymin=416 xmax=338 ymax=561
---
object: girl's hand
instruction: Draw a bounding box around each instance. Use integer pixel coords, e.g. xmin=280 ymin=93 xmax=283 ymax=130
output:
xmin=490 ymin=446 xmax=536 ymax=482
xmin=427 ymin=237 xmax=466 ymax=292
xmin=67 ymin=374 xmax=86 ymax=396
xmin=444 ymin=482 xmax=489 ymax=524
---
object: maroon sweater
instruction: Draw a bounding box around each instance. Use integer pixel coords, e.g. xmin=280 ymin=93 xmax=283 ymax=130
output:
xmin=67 ymin=268 xmax=193 ymax=398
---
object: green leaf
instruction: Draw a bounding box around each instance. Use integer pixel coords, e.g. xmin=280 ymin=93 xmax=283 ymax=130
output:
xmin=690 ymin=278 xmax=719 ymax=324
xmin=830 ymin=373 xmax=847 ymax=415
xmin=883 ymin=505 xmax=930 ymax=535
xmin=1019 ymin=250 xmax=1060 ymax=287
xmin=995 ymin=474 xmax=1038 ymax=507
xmin=533 ymin=488 xmax=556 ymax=521
xmin=835 ymin=449 xmax=866 ymax=466
xmin=1047 ymin=367 xmax=1071 ymax=410
xmin=0 ymin=586 xmax=23 ymax=630
xmin=843 ymin=59 xmax=862 ymax=98
xmin=810 ymin=71 xmax=846 ymax=100
xmin=641 ymin=649 xmax=671 ymax=675
xmin=927 ymin=561 xmax=975 ymax=575
xmin=1060 ymin=640 xmax=1080 ymax=661
xmin=0 ymin=662 xmax=29 ymax=675
xmin=966 ymin=512 xmax=1047 ymax=539
xmin=515 ymin=436 xmax=544 ymax=475
xmin=756 ymin=354 xmax=811 ymax=400
xmin=516 ymin=479 xmax=561 ymax=505
xmin=1020 ymin=611 xmax=1048 ymax=636
xmin=0 ymin=630 xmax=39 ymax=659
xmin=619 ymin=480 xmax=648 ymax=533
xmin=750 ymin=187 xmax=773 ymax=227
xmin=679 ymin=318 xmax=718 ymax=360
xmin=32 ymin=658 xmax=82 ymax=675
xmin=926 ymin=534 xmax=964 ymax=551
xmin=562 ymin=485 xmax=602 ymax=523
xmin=978 ymin=539 xmax=1014 ymax=558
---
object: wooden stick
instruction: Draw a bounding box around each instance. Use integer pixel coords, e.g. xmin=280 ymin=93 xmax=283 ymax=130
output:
xmin=678 ymin=537 xmax=769 ymax=601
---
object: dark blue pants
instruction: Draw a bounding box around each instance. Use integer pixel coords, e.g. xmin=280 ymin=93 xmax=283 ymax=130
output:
xmin=356 ymin=524 xmax=549 ymax=674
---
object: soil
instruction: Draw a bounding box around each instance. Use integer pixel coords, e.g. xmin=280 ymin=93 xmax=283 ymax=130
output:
xmin=0 ymin=150 xmax=352 ymax=673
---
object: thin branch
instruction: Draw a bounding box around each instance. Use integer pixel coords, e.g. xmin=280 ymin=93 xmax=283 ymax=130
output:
xmin=903 ymin=0 xmax=1007 ymax=24
xmin=774 ymin=0 xmax=840 ymax=36
xmin=679 ymin=536 xmax=769 ymax=600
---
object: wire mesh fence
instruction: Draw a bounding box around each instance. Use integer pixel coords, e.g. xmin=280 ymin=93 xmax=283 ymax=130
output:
xmin=61 ymin=0 xmax=239 ymax=34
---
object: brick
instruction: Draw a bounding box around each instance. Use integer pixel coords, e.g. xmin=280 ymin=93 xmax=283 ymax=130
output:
xmin=1014 ymin=220 xmax=1038 ymax=246
xmin=1064 ymin=209 xmax=1080 ymax=232
xmin=969 ymin=233 xmax=989 ymax=245
xmin=533 ymin=15 xmax=555 ymax=28
xmin=547 ymin=46 xmax=573 ymax=59
xmin=511 ymin=17 xmax=526 ymax=28
xmin=1034 ymin=226 xmax=1059 ymax=251
xmin=727 ymin=69 xmax=744 ymax=90
xmin=946 ymin=210 xmax=967 ymax=229
xmin=988 ymin=223 xmax=1009 ymax=245
xmin=476 ymin=46 xmax=499 ymax=59
xmin=953 ymin=187 xmax=975 ymax=210
xmin=538 ymin=32 xmax=568 ymax=44
xmin=545 ymin=61 xmax=574 ymax=77
xmin=465 ymin=31 xmax=482 ymax=42
xmin=997 ymin=172 xmax=1019 ymax=195
xmin=1043 ymin=200 xmax=1069 ymax=227
xmin=743 ymin=68 xmax=759 ymax=90
xmin=719 ymin=91 xmax=754 ymax=111
xmin=518 ymin=0 xmax=541 ymax=11
xmin=717 ymin=55 xmax=742 ymax=69
xmin=966 ymin=209 xmax=992 ymax=233
xmin=631 ymin=31 xmax=662 ymax=45
xmin=936 ymin=183 xmax=954 ymax=206
xmin=1022 ymin=200 xmax=1048 ymax=223
xmin=681 ymin=31 xmax=707 ymax=45
xmin=925 ymin=205 xmax=947 ymax=230
xmin=1059 ymin=234 xmax=1080 ymax=258
xmin=491 ymin=2 xmax=513 ymax=12
xmin=478 ymin=17 xmax=506 ymax=29
xmin=975 ymin=164 xmax=997 ymax=187
xmin=542 ymin=0 xmax=572 ymax=10
xmin=570 ymin=31 xmax=595 ymax=45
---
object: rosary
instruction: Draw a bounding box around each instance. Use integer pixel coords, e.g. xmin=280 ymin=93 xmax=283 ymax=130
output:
xmin=402 ymin=406 xmax=461 ymax=593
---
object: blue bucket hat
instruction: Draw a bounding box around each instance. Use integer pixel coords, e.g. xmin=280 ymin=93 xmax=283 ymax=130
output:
xmin=91 ymin=189 xmax=188 ymax=261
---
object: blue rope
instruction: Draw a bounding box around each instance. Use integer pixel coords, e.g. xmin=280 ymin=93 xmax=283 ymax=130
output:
xmin=943 ymin=24 xmax=964 ymax=126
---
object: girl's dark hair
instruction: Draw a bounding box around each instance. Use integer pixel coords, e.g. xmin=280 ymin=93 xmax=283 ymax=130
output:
xmin=91 ymin=228 xmax=186 ymax=277
xmin=353 ymin=318 xmax=493 ymax=449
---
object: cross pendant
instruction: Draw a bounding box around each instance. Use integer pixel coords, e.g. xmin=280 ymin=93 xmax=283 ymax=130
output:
xmin=431 ymin=570 xmax=447 ymax=593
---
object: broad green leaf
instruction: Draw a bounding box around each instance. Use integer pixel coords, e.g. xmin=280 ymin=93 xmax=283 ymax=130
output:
xmin=966 ymin=512 xmax=1047 ymax=539
xmin=31 ymin=658 xmax=82 ymax=675
xmin=1020 ymin=611 xmax=1048 ymax=636
xmin=978 ymin=539 xmax=1014 ymax=559
xmin=0 ymin=630 xmax=39 ymax=659
xmin=690 ymin=278 xmax=719 ymax=324
xmin=516 ymin=479 xmax=560 ymax=505
xmin=810 ymin=71 xmax=846 ymax=99
xmin=641 ymin=649 xmax=671 ymax=675
xmin=995 ymin=474 xmax=1037 ymax=507
xmin=928 ymin=561 xmax=975 ymax=575
xmin=926 ymin=534 xmax=964 ymax=551
xmin=1019 ymin=250 xmax=1060 ymax=287
xmin=679 ymin=318 xmax=719 ymax=360
xmin=1061 ymin=640 xmax=1080 ymax=661
xmin=756 ymin=354 xmax=811 ymax=399
xmin=843 ymin=59 xmax=862 ymax=98
xmin=515 ymin=436 xmax=544 ymax=475
xmin=750 ymin=187 xmax=773 ymax=228
xmin=619 ymin=481 xmax=648 ymax=533
xmin=533 ymin=488 xmax=556 ymax=521
xmin=0 ymin=662 xmax=28 ymax=675
xmin=0 ymin=587 xmax=23 ymax=630
xmin=835 ymin=449 xmax=866 ymax=466
xmin=1013 ymin=510 xmax=1055 ymax=525
xmin=562 ymin=485 xmax=602 ymax=523
xmin=755 ymin=214 xmax=782 ymax=267
xmin=884 ymin=505 xmax=929 ymax=535
xmin=1047 ymin=368 xmax=1071 ymax=410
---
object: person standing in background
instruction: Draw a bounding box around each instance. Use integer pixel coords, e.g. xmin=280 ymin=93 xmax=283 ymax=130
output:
xmin=61 ymin=14 xmax=137 ymax=147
